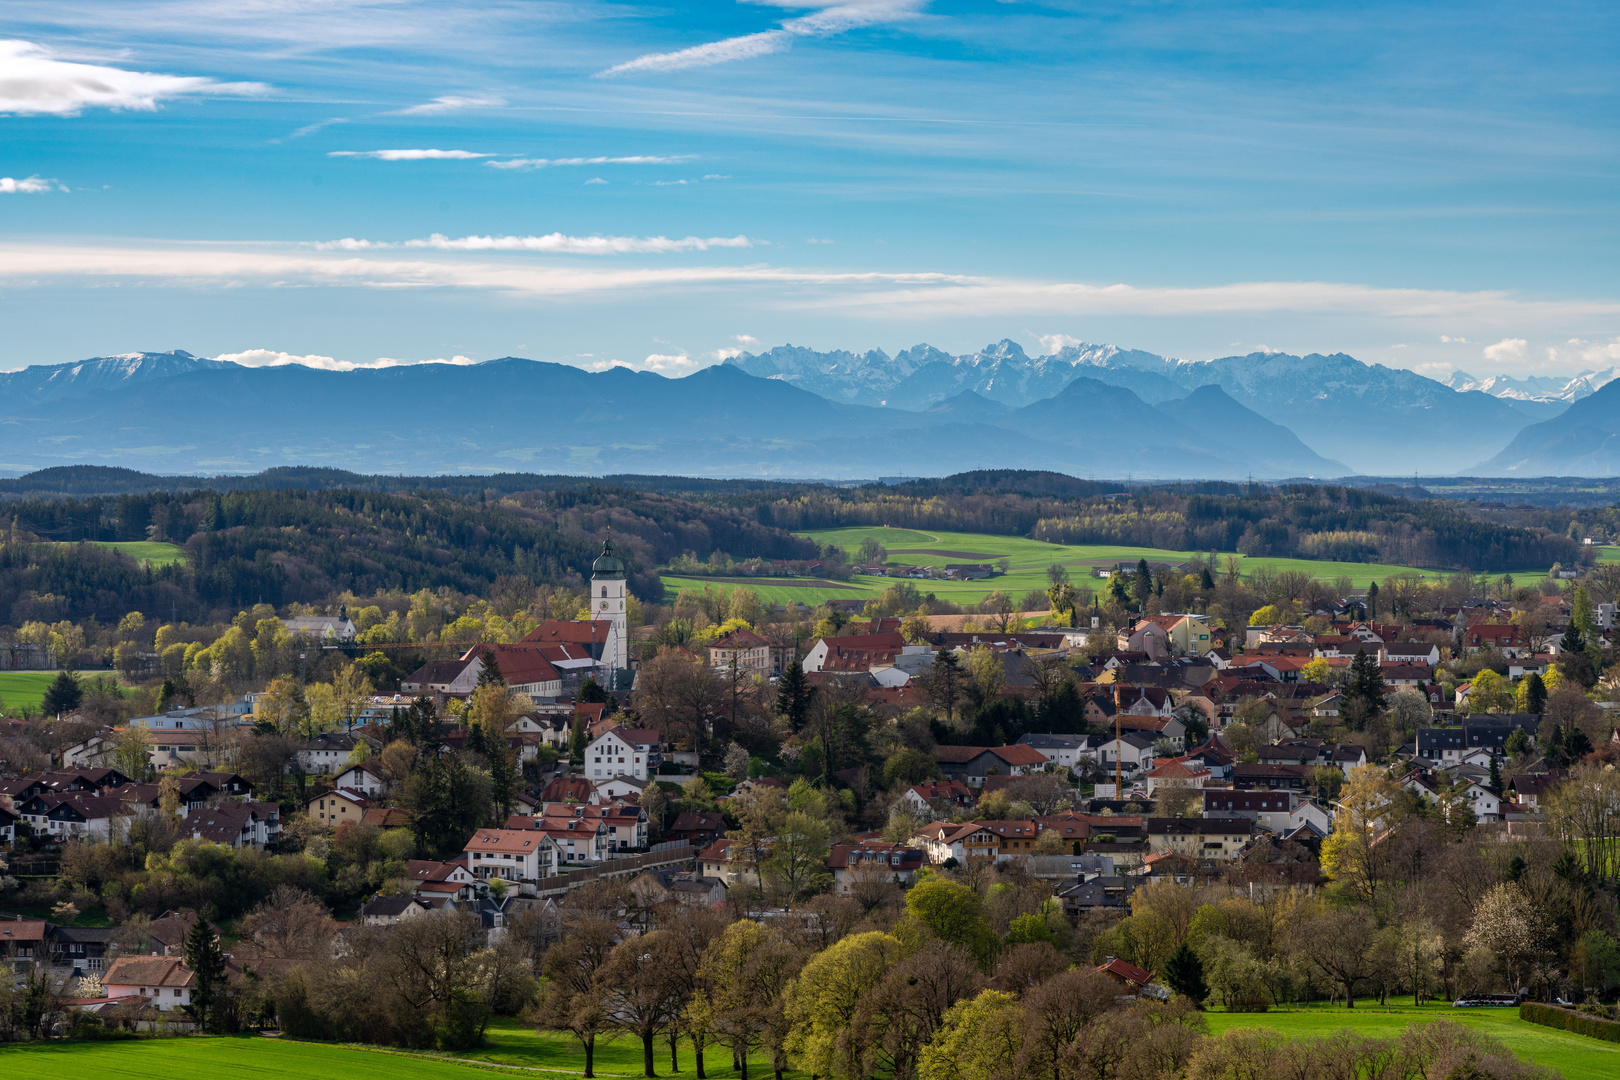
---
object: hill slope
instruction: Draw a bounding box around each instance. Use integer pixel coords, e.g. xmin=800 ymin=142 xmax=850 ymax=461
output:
xmin=1473 ymin=378 xmax=1620 ymax=474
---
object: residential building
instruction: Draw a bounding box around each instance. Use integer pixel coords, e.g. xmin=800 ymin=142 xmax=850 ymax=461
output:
xmin=282 ymin=614 xmax=357 ymax=641
xmin=1016 ymin=733 xmax=1088 ymax=770
xmin=668 ymin=811 xmax=729 ymax=848
xmin=828 ymin=841 xmax=928 ymax=893
xmin=309 ymin=787 xmax=369 ymax=825
xmin=1141 ymin=757 xmax=1210 ymax=797
xmin=330 ymin=762 xmax=387 ymax=797
xmin=101 ymin=956 xmax=195 ymax=1010
xmin=900 ymin=780 xmax=975 ymax=818
xmin=295 ymin=732 xmax=358 ymax=774
xmin=1144 ymin=818 xmax=1254 ymax=860
xmin=0 ymin=919 xmax=46 ymax=971
xmin=464 ymin=828 xmax=558 ymax=890
xmin=1230 ymin=763 xmax=1314 ymax=790
xmin=707 ymin=628 xmax=774 ymax=678
xmin=584 ymin=727 xmax=661 ymax=782
xmin=360 ymin=896 xmax=430 ymax=925
xmin=929 ymin=744 xmax=1051 ymax=785
xmin=1202 ymin=789 xmax=1331 ymax=835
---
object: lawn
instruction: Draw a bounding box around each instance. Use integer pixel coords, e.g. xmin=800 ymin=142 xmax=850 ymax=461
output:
xmin=1207 ymin=1003 xmax=1620 ymax=1080
xmin=0 ymin=1023 xmax=804 ymax=1080
xmin=663 ymin=526 xmax=1498 ymax=607
xmin=88 ymin=540 xmax=190 ymax=567
xmin=0 ymin=671 xmax=62 ymax=714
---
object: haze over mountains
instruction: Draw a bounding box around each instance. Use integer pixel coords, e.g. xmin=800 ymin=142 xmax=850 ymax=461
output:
xmin=0 ymin=340 xmax=1610 ymax=479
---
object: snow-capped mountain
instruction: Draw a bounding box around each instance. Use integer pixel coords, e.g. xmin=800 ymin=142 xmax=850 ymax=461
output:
xmin=728 ymin=340 xmax=1565 ymax=474
xmin=0 ymin=350 xmax=229 ymax=405
xmin=1445 ymin=368 xmax=1620 ymax=403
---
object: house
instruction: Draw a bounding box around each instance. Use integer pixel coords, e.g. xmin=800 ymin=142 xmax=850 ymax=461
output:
xmin=668 ymin=811 xmax=729 ymax=847
xmin=828 ymin=841 xmax=927 ymax=893
xmin=596 ymin=774 xmax=651 ymax=802
xmin=1114 ymin=685 xmax=1175 ymax=719
xmin=1416 ymin=718 xmax=1538 ymax=767
xmin=584 ymin=727 xmax=661 ymax=782
xmin=182 ymin=770 xmax=254 ymax=799
xmin=462 ymin=645 xmax=566 ymax=700
xmin=1508 ymin=772 xmax=1565 ymax=811
xmin=1144 ymin=818 xmax=1254 ymax=860
xmin=1183 ymin=736 xmax=1236 ymax=780
xmin=1380 ymin=642 xmax=1442 ymax=666
xmin=1142 ymin=757 xmax=1210 ymax=797
xmin=539 ymin=801 xmax=649 ymax=850
xmin=1230 ymin=763 xmax=1314 ymax=790
xmin=295 ymin=732 xmax=358 ymax=774
xmin=330 ymin=762 xmax=387 ymax=797
xmin=540 ymin=776 xmax=595 ymax=804
xmin=1093 ymin=732 xmax=1157 ymax=777
xmin=282 ymin=614 xmax=357 ymax=642
xmin=101 ymin=956 xmax=194 ymax=1010
xmin=1097 ymin=957 xmax=1162 ymax=998
xmin=628 ymin=868 xmax=729 ymax=908
xmin=14 ymin=793 xmax=127 ymax=841
xmin=1464 ymin=623 xmax=1527 ymax=658
xmin=309 ymin=787 xmax=369 ymax=825
xmin=361 ymin=895 xmax=431 ymax=925
xmin=696 ymin=836 xmax=768 ymax=888
xmin=1056 ymin=876 xmax=1130 ymax=915
xmin=48 ymin=925 xmax=113 ymax=975
xmin=185 ymin=801 xmax=282 ymax=848
xmin=1401 ymin=770 xmax=1504 ymax=823
xmin=1202 ymin=789 xmax=1331 ymax=835
xmin=1016 ymin=733 xmax=1089 ymax=770
xmin=707 ymin=629 xmax=774 ymax=678
xmin=0 ymin=805 xmax=16 ymax=843
xmin=407 ymin=859 xmax=479 ymax=903
xmin=0 ymin=919 xmax=47 ymax=970
xmin=910 ymin=821 xmax=1006 ymax=865
xmin=1118 ymin=621 xmax=1171 ymax=660
xmin=929 ymin=744 xmax=1051 ymax=786
xmin=532 ymin=817 xmax=611 ymax=865
xmin=464 ymin=828 xmax=558 ymax=891
xmin=802 ymin=632 xmax=909 ymax=673
xmin=900 ymin=781 xmax=975 ymax=819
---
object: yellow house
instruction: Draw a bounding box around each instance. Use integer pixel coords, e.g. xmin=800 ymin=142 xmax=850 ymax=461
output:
xmin=1166 ymin=615 xmax=1214 ymax=656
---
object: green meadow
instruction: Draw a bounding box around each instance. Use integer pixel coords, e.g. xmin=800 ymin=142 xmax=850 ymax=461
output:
xmin=662 ymin=526 xmax=1483 ymax=607
xmin=1207 ymin=1003 xmax=1620 ymax=1080
xmin=89 ymin=540 xmax=190 ymax=567
xmin=0 ymin=671 xmax=63 ymax=713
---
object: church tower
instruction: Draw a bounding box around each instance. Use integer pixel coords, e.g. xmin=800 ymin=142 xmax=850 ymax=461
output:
xmin=591 ymin=538 xmax=628 ymax=677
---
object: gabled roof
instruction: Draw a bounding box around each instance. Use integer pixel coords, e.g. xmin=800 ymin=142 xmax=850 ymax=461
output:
xmin=104 ymin=956 xmax=194 ymax=988
xmin=465 ymin=827 xmax=555 ymax=855
xmin=1098 ymin=957 xmax=1153 ymax=986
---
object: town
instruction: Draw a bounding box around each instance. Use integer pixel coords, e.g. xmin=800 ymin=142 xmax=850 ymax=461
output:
xmin=0 ymin=510 xmax=1615 ymax=1080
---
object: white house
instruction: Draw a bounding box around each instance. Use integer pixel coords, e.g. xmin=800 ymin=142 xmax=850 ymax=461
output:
xmin=1095 ymin=732 xmax=1157 ymax=777
xmin=464 ymin=828 xmax=558 ymax=891
xmin=295 ymin=732 xmax=358 ymax=774
xmin=101 ymin=956 xmax=194 ymax=1011
xmin=282 ymin=614 xmax=357 ymax=641
xmin=331 ymin=762 xmax=387 ymax=797
xmin=1016 ymin=733 xmax=1088 ymax=770
xmin=584 ymin=727 xmax=661 ymax=782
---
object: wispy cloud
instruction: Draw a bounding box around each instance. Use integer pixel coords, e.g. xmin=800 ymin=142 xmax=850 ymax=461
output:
xmin=1037 ymin=333 xmax=1084 ymax=353
xmin=0 ymin=175 xmax=59 ymax=194
xmin=596 ymin=1 xmax=927 ymax=76
xmin=486 ymin=155 xmax=693 ymax=171
xmin=0 ymin=38 xmax=267 ymax=115
xmin=313 ymin=233 xmax=755 ymax=254
xmin=282 ymin=117 xmax=348 ymax=141
xmin=5 ymin=244 xmax=1618 ymax=343
xmin=328 ymin=149 xmax=492 ymax=160
xmin=392 ymin=95 xmax=506 ymax=115
xmin=214 ymin=348 xmax=481 ymax=371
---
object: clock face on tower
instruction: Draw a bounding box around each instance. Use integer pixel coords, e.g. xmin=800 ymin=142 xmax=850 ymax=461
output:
xmin=601 ymin=601 xmax=609 ymax=610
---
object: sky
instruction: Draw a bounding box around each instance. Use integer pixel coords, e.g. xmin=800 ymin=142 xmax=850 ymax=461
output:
xmin=1 ymin=0 xmax=1618 ymax=380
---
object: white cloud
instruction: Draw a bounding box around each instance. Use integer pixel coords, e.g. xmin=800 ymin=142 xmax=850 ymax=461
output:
xmin=0 ymin=175 xmax=57 ymax=194
xmin=1440 ymin=335 xmax=1470 ymax=344
xmin=314 ymin=232 xmax=755 ymax=254
xmin=328 ymin=149 xmax=491 ymax=160
xmin=735 ymin=334 xmax=761 ymax=346
xmin=393 ymin=95 xmax=506 ymax=115
xmin=585 ymin=177 xmax=608 ymax=185
xmin=1542 ymin=337 xmax=1620 ymax=371
xmin=213 ymin=348 xmax=479 ymax=371
xmin=6 ymin=243 xmax=1620 ymax=337
xmin=596 ymin=0 xmax=926 ymax=76
xmin=711 ymin=347 xmax=745 ymax=360
xmin=1038 ymin=333 xmax=1083 ymax=353
xmin=0 ymin=38 xmax=268 ymax=115
xmin=487 ymin=155 xmax=692 ymax=171
xmin=1482 ymin=337 xmax=1528 ymax=363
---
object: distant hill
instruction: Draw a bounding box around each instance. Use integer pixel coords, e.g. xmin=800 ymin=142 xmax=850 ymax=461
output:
xmin=1472 ymin=378 xmax=1620 ymax=475
xmin=0 ymin=351 xmax=1348 ymax=481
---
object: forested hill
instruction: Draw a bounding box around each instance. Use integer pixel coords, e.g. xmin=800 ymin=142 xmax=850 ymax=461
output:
xmin=0 ymin=485 xmax=819 ymax=623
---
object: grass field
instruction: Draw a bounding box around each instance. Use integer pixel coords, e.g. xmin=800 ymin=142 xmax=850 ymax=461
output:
xmin=0 ymin=671 xmax=61 ymax=713
xmin=0 ymin=1022 xmax=802 ymax=1079
xmin=87 ymin=540 xmax=190 ymax=567
xmin=663 ymin=526 xmax=1491 ymax=607
xmin=4 ymin=1011 xmax=1613 ymax=1080
xmin=1208 ymin=1003 xmax=1620 ymax=1080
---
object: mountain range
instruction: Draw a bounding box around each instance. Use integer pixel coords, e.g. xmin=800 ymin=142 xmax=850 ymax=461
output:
xmin=0 ymin=349 xmax=1340 ymax=481
xmin=727 ymin=340 xmax=1564 ymax=474
xmin=0 ymin=341 xmax=1609 ymax=478
xmin=1445 ymin=368 xmax=1620 ymax=404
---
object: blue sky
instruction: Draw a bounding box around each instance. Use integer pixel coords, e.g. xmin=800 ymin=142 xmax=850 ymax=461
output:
xmin=1 ymin=0 xmax=1617 ymax=379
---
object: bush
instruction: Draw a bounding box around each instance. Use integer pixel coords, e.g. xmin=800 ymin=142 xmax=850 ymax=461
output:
xmin=1520 ymin=1001 xmax=1620 ymax=1042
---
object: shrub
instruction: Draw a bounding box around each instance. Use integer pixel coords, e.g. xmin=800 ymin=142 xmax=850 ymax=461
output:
xmin=1520 ymin=1001 xmax=1620 ymax=1043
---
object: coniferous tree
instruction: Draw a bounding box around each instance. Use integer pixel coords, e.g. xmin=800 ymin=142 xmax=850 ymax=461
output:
xmin=476 ymin=650 xmax=506 ymax=688
xmin=1523 ymin=672 xmax=1548 ymax=715
xmin=776 ymin=659 xmax=812 ymax=733
xmin=1199 ymin=565 xmax=1215 ymax=591
xmin=1366 ymin=581 xmax=1380 ymax=618
xmin=41 ymin=670 xmax=83 ymax=716
xmin=1162 ymin=942 xmax=1208 ymax=1006
xmin=577 ymin=677 xmax=608 ymax=704
xmin=488 ymin=735 xmax=522 ymax=824
xmin=1342 ymin=646 xmax=1385 ymax=730
xmin=1488 ymin=752 xmax=1503 ymax=793
xmin=927 ymin=647 xmax=964 ymax=722
xmin=183 ymin=916 xmax=228 ymax=1032
xmin=1132 ymin=558 xmax=1153 ymax=608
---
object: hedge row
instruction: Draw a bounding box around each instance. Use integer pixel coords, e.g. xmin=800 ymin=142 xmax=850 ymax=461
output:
xmin=1520 ymin=1002 xmax=1620 ymax=1043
